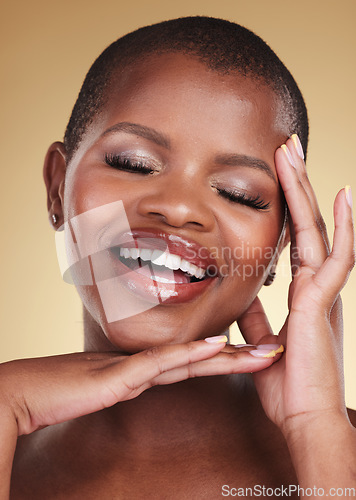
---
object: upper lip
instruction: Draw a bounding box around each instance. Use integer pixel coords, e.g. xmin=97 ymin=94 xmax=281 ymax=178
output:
xmin=107 ymin=228 xmax=218 ymax=273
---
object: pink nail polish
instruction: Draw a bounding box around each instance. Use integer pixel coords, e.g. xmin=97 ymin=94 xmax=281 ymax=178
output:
xmin=256 ymin=344 xmax=283 ymax=350
xmin=248 ymin=344 xmax=284 ymax=358
xmin=291 ymin=134 xmax=304 ymax=160
xmin=281 ymin=145 xmax=296 ymax=168
xmin=204 ymin=335 xmax=227 ymax=344
xmin=234 ymin=344 xmax=256 ymax=348
xmin=345 ymin=185 xmax=353 ymax=209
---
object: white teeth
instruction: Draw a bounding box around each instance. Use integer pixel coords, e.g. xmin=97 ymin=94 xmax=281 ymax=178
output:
xmin=119 ymin=247 xmax=131 ymax=259
xmin=187 ymin=263 xmax=198 ymax=277
xmin=118 ymin=247 xmax=206 ymax=279
xmin=151 ymin=249 xmax=167 ymax=267
xmin=139 ymin=249 xmax=153 ymax=261
xmin=165 ymin=253 xmax=182 ymax=271
xmin=197 ymin=268 xmax=205 ymax=279
xmin=180 ymin=259 xmax=190 ymax=273
xmin=129 ymin=248 xmax=140 ymax=259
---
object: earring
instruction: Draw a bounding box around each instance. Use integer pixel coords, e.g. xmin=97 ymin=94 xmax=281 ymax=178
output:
xmin=264 ymin=271 xmax=276 ymax=286
xmin=52 ymin=214 xmax=57 ymax=225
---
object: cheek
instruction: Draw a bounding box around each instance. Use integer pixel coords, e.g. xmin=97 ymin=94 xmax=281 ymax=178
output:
xmin=211 ymin=213 xmax=283 ymax=322
xmin=219 ymin=209 xmax=283 ymax=284
xmin=62 ymin=170 xmax=134 ymax=332
xmin=65 ymin=174 xmax=108 ymax=216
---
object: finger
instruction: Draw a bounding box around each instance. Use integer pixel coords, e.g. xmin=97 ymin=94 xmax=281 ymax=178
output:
xmin=285 ymin=135 xmax=330 ymax=276
xmin=236 ymin=297 xmax=274 ymax=345
xmin=152 ymin=346 xmax=284 ymax=385
xmin=288 ymin=213 xmax=300 ymax=278
xmin=94 ymin=337 xmax=229 ymax=404
xmin=275 ymin=144 xmax=328 ymax=269
xmin=311 ymin=187 xmax=355 ymax=307
xmin=286 ymin=135 xmax=330 ymax=252
xmin=1 ymin=338 xmax=228 ymax=434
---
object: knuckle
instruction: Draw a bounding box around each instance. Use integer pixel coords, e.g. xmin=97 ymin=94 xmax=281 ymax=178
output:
xmin=185 ymin=341 xmax=195 ymax=363
xmin=144 ymin=346 xmax=165 ymax=374
xmin=187 ymin=363 xmax=195 ymax=379
xmin=296 ymin=217 xmax=326 ymax=240
xmin=294 ymin=221 xmax=314 ymax=234
xmin=145 ymin=346 xmax=161 ymax=358
xmin=330 ymin=251 xmax=344 ymax=264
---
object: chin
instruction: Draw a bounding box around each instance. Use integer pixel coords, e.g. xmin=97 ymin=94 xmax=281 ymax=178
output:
xmin=98 ymin=302 xmax=232 ymax=354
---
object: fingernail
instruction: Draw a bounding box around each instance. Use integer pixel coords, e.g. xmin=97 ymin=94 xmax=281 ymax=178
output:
xmin=248 ymin=344 xmax=284 ymax=358
xmin=234 ymin=344 xmax=256 ymax=348
xmin=256 ymin=344 xmax=283 ymax=350
xmin=345 ymin=185 xmax=353 ymax=209
xmin=281 ymin=144 xmax=296 ymax=168
xmin=291 ymin=134 xmax=304 ymax=160
xmin=204 ymin=335 xmax=228 ymax=344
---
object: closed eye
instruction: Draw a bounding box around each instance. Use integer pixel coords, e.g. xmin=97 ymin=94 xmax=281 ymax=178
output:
xmin=217 ymin=188 xmax=270 ymax=211
xmin=105 ymin=154 xmax=155 ymax=174
xmin=105 ymin=154 xmax=270 ymax=210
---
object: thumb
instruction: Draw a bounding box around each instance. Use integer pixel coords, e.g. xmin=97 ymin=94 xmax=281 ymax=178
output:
xmin=237 ymin=297 xmax=275 ymax=346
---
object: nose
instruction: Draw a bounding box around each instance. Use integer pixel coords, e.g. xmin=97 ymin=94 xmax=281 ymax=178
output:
xmin=136 ymin=174 xmax=215 ymax=231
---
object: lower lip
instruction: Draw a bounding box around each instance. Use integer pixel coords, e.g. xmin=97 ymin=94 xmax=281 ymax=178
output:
xmin=106 ymin=251 xmax=218 ymax=305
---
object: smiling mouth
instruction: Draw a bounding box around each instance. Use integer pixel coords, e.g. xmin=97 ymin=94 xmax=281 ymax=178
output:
xmin=110 ymin=246 xmax=212 ymax=284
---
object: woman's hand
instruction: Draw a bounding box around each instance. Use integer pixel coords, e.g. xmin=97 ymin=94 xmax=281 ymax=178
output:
xmin=237 ymin=135 xmax=356 ymax=490
xmin=0 ymin=334 xmax=282 ymax=498
xmin=239 ymin=135 xmax=355 ymax=433
xmin=0 ymin=336 xmax=275 ymax=436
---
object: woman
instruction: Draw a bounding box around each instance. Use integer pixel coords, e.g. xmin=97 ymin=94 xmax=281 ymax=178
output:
xmin=2 ymin=16 xmax=356 ymax=498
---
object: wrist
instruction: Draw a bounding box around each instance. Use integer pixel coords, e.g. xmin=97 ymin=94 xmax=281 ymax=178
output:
xmin=282 ymin=409 xmax=356 ymax=488
xmin=282 ymin=408 xmax=352 ymax=445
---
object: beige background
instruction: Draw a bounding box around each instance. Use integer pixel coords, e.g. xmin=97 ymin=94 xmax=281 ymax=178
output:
xmin=1 ymin=0 xmax=355 ymax=406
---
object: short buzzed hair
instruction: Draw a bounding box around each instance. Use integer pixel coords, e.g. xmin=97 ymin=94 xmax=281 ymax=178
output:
xmin=64 ymin=16 xmax=308 ymax=163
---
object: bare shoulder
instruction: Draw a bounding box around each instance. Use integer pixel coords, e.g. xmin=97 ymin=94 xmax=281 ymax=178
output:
xmin=347 ymin=407 xmax=356 ymax=428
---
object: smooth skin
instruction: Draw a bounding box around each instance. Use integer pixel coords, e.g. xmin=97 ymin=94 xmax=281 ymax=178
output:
xmin=1 ymin=54 xmax=356 ymax=499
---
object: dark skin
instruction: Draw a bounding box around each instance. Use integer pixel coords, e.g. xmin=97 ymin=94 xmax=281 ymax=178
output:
xmin=6 ymin=54 xmax=356 ymax=498
xmin=60 ymin=54 xmax=286 ymax=353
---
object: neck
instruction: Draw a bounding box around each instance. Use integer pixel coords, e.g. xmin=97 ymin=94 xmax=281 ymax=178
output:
xmin=80 ymin=307 xmax=266 ymax=456
xmin=78 ymin=374 xmax=263 ymax=459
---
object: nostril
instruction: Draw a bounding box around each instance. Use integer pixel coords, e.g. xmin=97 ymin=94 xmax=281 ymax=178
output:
xmin=138 ymin=192 xmax=215 ymax=231
xmin=149 ymin=212 xmax=164 ymax=218
xmin=148 ymin=211 xmax=204 ymax=229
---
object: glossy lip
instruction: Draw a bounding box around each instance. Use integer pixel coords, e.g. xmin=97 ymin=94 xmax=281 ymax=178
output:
xmin=108 ymin=228 xmax=218 ymax=271
xmin=105 ymin=228 xmax=220 ymax=305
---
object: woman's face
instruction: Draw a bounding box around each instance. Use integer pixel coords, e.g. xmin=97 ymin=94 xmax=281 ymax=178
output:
xmin=59 ymin=53 xmax=288 ymax=352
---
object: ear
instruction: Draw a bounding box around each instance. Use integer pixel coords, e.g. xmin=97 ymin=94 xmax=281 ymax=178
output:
xmin=43 ymin=142 xmax=66 ymax=229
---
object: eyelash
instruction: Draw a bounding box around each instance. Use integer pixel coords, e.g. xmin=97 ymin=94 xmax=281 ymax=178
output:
xmin=105 ymin=154 xmax=155 ymax=174
xmin=216 ymin=188 xmax=270 ymax=211
xmin=104 ymin=154 xmax=270 ymax=211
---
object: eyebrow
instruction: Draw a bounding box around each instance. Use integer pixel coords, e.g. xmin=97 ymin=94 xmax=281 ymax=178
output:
xmin=101 ymin=122 xmax=170 ymax=149
xmin=214 ymin=153 xmax=277 ymax=184
xmin=101 ymin=121 xmax=276 ymax=183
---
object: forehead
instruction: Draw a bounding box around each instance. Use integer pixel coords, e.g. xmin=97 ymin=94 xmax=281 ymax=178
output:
xmin=105 ymin=53 xmax=284 ymax=133
xmin=85 ymin=53 xmax=287 ymax=162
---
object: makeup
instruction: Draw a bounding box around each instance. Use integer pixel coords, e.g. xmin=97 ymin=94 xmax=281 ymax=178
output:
xmin=107 ymin=228 xmax=219 ymax=305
